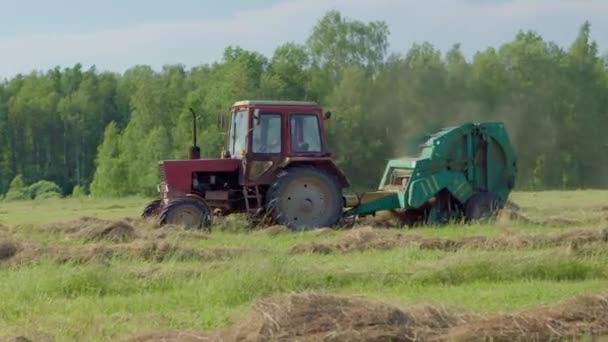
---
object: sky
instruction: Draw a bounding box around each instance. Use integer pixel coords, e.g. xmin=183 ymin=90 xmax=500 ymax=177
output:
xmin=1 ymin=0 xmax=607 ymax=78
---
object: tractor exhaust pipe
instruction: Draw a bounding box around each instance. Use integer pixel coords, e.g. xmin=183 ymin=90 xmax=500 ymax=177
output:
xmin=189 ymin=108 xmax=201 ymax=159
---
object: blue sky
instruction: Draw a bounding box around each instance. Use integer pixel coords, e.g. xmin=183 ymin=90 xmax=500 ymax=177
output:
xmin=1 ymin=0 xmax=606 ymax=78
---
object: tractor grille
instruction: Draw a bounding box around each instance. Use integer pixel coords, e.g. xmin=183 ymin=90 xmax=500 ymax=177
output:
xmin=159 ymin=163 xmax=166 ymax=183
xmin=158 ymin=163 xmax=168 ymax=201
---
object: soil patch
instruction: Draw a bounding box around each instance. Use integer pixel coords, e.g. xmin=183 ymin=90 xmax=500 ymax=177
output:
xmin=0 ymin=240 xmax=18 ymax=261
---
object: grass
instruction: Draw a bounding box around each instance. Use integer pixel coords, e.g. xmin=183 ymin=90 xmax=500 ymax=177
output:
xmin=0 ymin=190 xmax=607 ymax=341
xmin=0 ymin=196 xmax=148 ymax=226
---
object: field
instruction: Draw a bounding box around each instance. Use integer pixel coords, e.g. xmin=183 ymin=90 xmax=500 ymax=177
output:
xmin=1 ymin=191 xmax=607 ymax=341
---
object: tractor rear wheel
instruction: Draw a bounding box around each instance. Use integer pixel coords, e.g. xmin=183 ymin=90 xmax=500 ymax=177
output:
xmin=159 ymin=197 xmax=211 ymax=229
xmin=465 ymin=191 xmax=501 ymax=222
xmin=266 ymin=167 xmax=343 ymax=230
xmin=142 ymin=199 xmax=162 ymax=218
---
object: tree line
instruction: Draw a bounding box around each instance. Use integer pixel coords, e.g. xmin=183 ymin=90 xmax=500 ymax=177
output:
xmin=0 ymin=10 xmax=607 ymax=198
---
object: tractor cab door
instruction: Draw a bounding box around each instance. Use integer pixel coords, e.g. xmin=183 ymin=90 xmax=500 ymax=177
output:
xmin=227 ymin=109 xmax=249 ymax=159
xmin=288 ymin=113 xmax=325 ymax=156
xmin=242 ymin=108 xmax=284 ymax=185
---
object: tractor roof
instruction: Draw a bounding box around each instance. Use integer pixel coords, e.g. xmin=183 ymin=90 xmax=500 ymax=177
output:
xmin=232 ymin=100 xmax=319 ymax=107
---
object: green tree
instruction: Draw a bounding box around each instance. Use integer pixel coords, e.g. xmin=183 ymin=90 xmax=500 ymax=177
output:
xmin=261 ymin=43 xmax=311 ymax=100
xmin=307 ymin=10 xmax=389 ymax=101
xmin=5 ymin=174 xmax=28 ymax=201
xmin=90 ymin=122 xmax=127 ymax=197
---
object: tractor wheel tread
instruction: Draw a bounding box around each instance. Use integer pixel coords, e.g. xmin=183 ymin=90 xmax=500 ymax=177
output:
xmin=159 ymin=197 xmax=211 ymax=229
xmin=142 ymin=199 xmax=162 ymax=218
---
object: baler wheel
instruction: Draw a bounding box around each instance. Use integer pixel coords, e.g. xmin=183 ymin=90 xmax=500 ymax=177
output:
xmin=266 ymin=167 xmax=343 ymax=230
xmin=159 ymin=197 xmax=211 ymax=229
xmin=142 ymin=199 xmax=162 ymax=218
xmin=465 ymin=191 xmax=501 ymax=222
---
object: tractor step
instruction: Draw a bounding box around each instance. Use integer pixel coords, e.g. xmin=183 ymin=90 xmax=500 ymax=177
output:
xmin=242 ymin=186 xmax=262 ymax=211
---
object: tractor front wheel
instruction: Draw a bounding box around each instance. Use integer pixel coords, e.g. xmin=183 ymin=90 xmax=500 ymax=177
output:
xmin=142 ymin=199 xmax=162 ymax=219
xmin=159 ymin=197 xmax=211 ymax=229
xmin=465 ymin=191 xmax=501 ymax=222
xmin=266 ymin=167 xmax=343 ymax=230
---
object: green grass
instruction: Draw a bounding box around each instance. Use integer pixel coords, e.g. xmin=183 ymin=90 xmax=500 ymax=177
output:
xmin=0 ymin=196 xmax=148 ymax=226
xmin=0 ymin=190 xmax=607 ymax=341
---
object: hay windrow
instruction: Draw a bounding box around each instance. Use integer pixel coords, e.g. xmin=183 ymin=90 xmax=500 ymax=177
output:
xmin=497 ymin=208 xmax=587 ymax=227
xmin=290 ymin=226 xmax=608 ymax=255
xmin=118 ymin=241 xmax=241 ymax=262
xmin=218 ymin=292 xmax=458 ymax=341
xmin=33 ymin=216 xmax=214 ymax=244
xmin=41 ymin=216 xmax=110 ymax=234
xmin=82 ymin=220 xmax=137 ymax=243
xmin=256 ymin=225 xmax=290 ymax=235
xmin=127 ymin=331 xmax=208 ymax=342
xmin=130 ymin=291 xmax=608 ymax=341
xmin=1 ymin=240 xmax=241 ymax=267
xmin=444 ymin=293 xmax=608 ymax=341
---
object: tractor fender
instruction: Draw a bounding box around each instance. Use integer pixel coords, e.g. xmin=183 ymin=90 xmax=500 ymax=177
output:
xmin=184 ymin=193 xmax=211 ymax=207
xmin=279 ymin=157 xmax=350 ymax=188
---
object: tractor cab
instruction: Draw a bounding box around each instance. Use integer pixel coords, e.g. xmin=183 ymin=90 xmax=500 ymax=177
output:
xmin=226 ymin=100 xmax=330 ymax=159
xmin=144 ymin=100 xmax=349 ymax=230
xmin=225 ymin=100 xmax=339 ymax=186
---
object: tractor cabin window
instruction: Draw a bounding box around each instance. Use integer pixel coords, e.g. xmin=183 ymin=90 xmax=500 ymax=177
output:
xmin=252 ymin=113 xmax=282 ymax=154
xmin=230 ymin=110 xmax=248 ymax=157
xmin=290 ymin=114 xmax=322 ymax=153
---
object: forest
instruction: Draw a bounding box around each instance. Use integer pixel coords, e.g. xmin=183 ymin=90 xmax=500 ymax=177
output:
xmin=0 ymin=10 xmax=607 ymax=198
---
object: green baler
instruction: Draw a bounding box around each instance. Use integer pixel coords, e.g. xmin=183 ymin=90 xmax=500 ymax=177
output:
xmin=344 ymin=122 xmax=517 ymax=225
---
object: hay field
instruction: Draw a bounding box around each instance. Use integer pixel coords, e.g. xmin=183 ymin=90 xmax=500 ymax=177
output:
xmin=0 ymin=190 xmax=607 ymax=341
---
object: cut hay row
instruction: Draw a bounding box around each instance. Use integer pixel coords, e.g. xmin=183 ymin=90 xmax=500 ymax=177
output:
xmin=130 ymin=291 xmax=608 ymax=341
xmin=290 ymin=226 xmax=608 ymax=255
xmin=0 ymin=217 xmax=239 ymax=267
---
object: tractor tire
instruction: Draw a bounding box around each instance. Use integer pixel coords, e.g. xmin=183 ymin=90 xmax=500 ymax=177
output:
xmin=465 ymin=191 xmax=501 ymax=222
xmin=142 ymin=199 xmax=162 ymax=219
xmin=266 ymin=166 xmax=343 ymax=230
xmin=159 ymin=197 xmax=211 ymax=229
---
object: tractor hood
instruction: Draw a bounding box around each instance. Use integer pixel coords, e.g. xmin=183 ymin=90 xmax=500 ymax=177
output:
xmin=159 ymin=158 xmax=240 ymax=196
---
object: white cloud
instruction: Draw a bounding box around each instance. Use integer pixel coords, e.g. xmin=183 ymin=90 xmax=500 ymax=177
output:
xmin=0 ymin=0 xmax=606 ymax=78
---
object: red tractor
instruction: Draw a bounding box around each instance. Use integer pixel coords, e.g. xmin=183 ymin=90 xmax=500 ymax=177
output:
xmin=142 ymin=100 xmax=349 ymax=230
